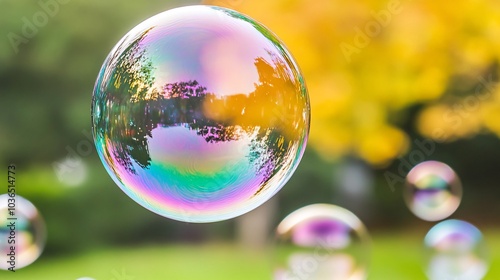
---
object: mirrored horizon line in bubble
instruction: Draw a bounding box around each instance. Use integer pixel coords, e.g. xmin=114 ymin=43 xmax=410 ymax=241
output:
xmin=93 ymin=40 xmax=307 ymax=183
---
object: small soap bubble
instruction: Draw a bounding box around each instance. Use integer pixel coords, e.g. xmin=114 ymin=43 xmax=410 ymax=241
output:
xmin=404 ymin=161 xmax=462 ymax=221
xmin=274 ymin=204 xmax=370 ymax=280
xmin=424 ymin=219 xmax=489 ymax=280
xmin=0 ymin=194 xmax=46 ymax=270
xmin=56 ymin=157 xmax=88 ymax=187
xmin=91 ymin=5 xmax=310 ymax=223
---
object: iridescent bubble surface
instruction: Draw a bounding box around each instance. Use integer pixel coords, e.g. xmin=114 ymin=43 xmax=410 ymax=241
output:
xmin=274 ymin=204 xmax=370 ymax=280
xmin=404 ymin=161 xmax=462 ymax=221
xmin=91 ymin=5 xmax=310 ymax=223
xmin=0 ymin=194 xmax=46 ymax=270
xmin=424 ymin=219 xmax=489 ymax=280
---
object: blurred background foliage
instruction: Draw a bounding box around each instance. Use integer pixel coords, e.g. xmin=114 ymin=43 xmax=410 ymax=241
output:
xmin=211 ymin=0 xmax=500 ymax=166
xmin=0 ymin=0 xmax=499 ymax=267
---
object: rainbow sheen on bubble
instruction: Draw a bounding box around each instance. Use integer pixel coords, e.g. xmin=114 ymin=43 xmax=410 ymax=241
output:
xmin=404 ymin=161 xmax=462 ymax=221
xmin=424 ymin=219 xmax=489 ymax=280
xmin=0 ymin=195 xmax=46 ymax=270
xmin=274 ymin=204 xmax=370 ymax=280
xmin=91 ymin=5 xmax=310 ymax=223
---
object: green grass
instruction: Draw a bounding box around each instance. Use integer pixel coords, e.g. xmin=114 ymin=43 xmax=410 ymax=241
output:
xmin=2 ymin=230 xmax=499 ymax=279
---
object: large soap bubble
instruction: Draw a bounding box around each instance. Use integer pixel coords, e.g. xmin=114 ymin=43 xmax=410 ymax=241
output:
xmin=91 ymin=5 xmax=310 ymax=222
xmin=404 ymin=161 xmax=462 ymax=221
xmin=274 ymin=204 xmax=370 ymax=280
xmin=424 ymin=219 xmax=489 ymax=280
xmin=0 ymin=194 xmax=46 ymax=270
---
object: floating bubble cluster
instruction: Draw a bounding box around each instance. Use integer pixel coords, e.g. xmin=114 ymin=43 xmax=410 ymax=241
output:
xmin=274 ymin=204 xmax=370 ymax=280
xmin=424 ymin=219 xmax=489 ymax=280
xmin=404 ymin=161 xmax=462 ymax=221
xmin=91 ymin=5 xmax=310 ymax=223
xmin=0 ymin=194 xmax=46 ymax=270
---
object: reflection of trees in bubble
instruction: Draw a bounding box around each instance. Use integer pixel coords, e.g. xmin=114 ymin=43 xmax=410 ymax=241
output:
xmin=202 ymin=53 xmax=307 ymax=192
xmin=249 ymin=54 xmax=306 ymax=185
xmin=92 ymin=28 xmax=156 ymax=175
xmin=162 ymin=80 xmax=207 ymax=99
xmin=94 ymin=31 xmax=306 ymax=187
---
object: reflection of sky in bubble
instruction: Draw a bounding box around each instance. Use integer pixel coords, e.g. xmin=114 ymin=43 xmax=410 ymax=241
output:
xmin=404 ymin=161 xmax=462 ymax=221
xmin=145 ymin=20 xmax=263 ymax=96
xmin=92 ymin=6 xmax=310 ymax=222
xmin=0 ymin=195 xmax=46 ymax=270
xmin=275 ymin=204 xmax=369 ymax=280
xmin=424 ymin=220 xmax=489 ymax=280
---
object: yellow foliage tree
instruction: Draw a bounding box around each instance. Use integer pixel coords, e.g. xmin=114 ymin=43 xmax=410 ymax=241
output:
xmin=204 ymin=0 xmax=500 ymax=167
